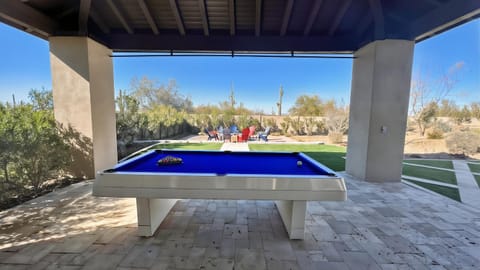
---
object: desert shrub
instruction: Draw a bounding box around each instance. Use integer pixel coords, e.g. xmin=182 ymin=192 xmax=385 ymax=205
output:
xmin=446 ymin=131 xmax=480 ymax=156
xmin=315 ymin=119 xmax=327 ymax=135
xmin=427 ymin=128 xmax=444 ymax=139
xmin=280 ymin=118 xmax=290 ymax=135
xmin=1 ymin=94 xmax=72 ymax=196
xmin=328 ymin=132 xmax=344 ymax=144
xmin=406 ymin=119 xmax=416 ymax=132
xmin=290 ymin=117 xmax=304 ymax=135
xmin=434 ymin=120 xmax=452 ymax=133
xmin=264 ymin=118 xmax=278 ymax=132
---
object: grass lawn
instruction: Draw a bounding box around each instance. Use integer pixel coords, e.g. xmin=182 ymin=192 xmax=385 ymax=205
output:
xmin=468 ymin=162 xmax=480 ymax=174
xmin=149 ymin=142 xmax=223 ymax=151
xmin=474 ymin=174 xmax=480 ymax=188
xmin=403 ymin=159 xmax=453 ymax=169
xmin=248 ymin=144 xmax=346 ymax=171
xmin=402 ymin=164 xmax=457 ymax=185
xmin=405 ymin=179 xmax=461 ymax=202
xmin=123 ymin=142 xmax=223 ymax=160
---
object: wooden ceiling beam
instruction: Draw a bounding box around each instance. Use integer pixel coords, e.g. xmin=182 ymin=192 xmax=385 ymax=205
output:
xmin=328 ymin=0 xmax=351 ymax=36
xmin=255 ymin=0 xmax=263 ymax=36
xmin=168 ymin=0 xmax=186 ymax=36
xmin=280 ymin=0 xmax=294 ymax=36
xmin=89 ymin=9 xmax=110 ymax=34
xmin=303 ymin=0 xmax=323 ymax=36
xmin=108 ymin=33 xmax=356 ymax=52
xmin=0 ymin=0 xmax=58 ymax=37
xmin=229 ymin=0 xmax=236 ymax=36
xmin=78 ymin=0 xmax=91 ymax=35
xmin=413 ymin=0 xmax=480 ymax=41
xmin=198 ymin=0 xmax=209 ymax=36
xmin=106 ymin=0 xmax=133 ymax=34
xmin=137 ymin=0 xmax=159 ymax=34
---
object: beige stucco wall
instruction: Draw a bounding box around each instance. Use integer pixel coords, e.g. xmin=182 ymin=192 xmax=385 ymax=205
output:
xmin=346 ymin=40 xmax=414 ymax=182
xmin=50 ymin=37 xmax=117 ymax=178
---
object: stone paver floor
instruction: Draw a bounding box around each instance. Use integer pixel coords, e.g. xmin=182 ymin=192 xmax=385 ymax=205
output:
xmin=2 ymin=175 xmax=480 ymax=269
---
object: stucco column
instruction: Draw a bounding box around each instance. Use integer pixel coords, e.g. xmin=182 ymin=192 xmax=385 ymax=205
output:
xmin=346 ymin=40 xmax=414 ymax=182
xmin=49 ymin=37 xmax=117 ymax=179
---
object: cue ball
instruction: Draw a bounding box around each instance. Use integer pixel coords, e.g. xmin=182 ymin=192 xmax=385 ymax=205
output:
xmin=297 ymin=161 xmax=302 ymax=166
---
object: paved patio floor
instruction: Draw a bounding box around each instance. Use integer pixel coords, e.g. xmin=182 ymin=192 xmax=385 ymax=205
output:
xmin=1 ymin=174 xmax=480 ymax=270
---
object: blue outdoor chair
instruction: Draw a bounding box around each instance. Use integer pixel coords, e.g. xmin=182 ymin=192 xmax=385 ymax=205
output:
xmin=258 ymin=127 xmax=271 ymax=142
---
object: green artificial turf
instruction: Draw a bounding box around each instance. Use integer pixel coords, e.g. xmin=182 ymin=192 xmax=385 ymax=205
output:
xmin=468 ymin=162 xmax=480 ymax=174
xmin=474 ymin=174 xmax=480 ymax=188
xmin=403 ymin=159 xmax=454 ymax=169
xmin=248 ymin=144 xmax=346 ymax=172
xmin=123 ymin=142 xmax=223 ymax=160
xmin=405 ymin=179 xmax=461 ymax=202
xmin=402 ymin=164 xmax=457 ymax=185
xmin=149 ymin=142 xmax=223 ymax=151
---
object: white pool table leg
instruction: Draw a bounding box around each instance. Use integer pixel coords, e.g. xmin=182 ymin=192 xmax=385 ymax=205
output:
xmin=275 ymin=200 xmax=306 ymax=240
xmin=136 ymin=198 xmax=178 ymax=236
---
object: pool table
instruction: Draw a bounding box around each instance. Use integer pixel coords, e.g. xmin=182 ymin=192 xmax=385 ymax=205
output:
xmin=93 ymin=149 xmax=347 ymax=239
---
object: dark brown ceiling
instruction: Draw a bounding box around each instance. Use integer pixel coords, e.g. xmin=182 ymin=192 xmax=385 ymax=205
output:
xmin=0 ymin=0 xmax=479 ymax=53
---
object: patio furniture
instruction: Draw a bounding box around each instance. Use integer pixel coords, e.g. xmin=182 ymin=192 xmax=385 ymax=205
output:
xmin=238 ymin=127 xmax=250 ymax=142
xmin=204 ymin=128 xmax=218 ymax=141
xmin=258 ymin=127 xmax=271 ymax=142
xmin=223 ymin=127 xmax=231 ymax=142
xmin=248 ymin=126 xmax=257 ymax=140
xmin=217 ymin=126 xmax=224 ymax=141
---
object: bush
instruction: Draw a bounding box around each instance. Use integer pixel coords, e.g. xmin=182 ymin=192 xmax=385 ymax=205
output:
xmin=328 ymin=132 xmax=344 ymax=144
xmin=446 ymin=131 xmax=480 ymax=156
xmin=434 ymin=120 xmax=452 ymax=133
xmin=427 ymin=128 xmax=443 ymax=139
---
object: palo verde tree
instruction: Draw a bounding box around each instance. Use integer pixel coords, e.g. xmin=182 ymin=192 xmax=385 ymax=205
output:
xmin=410 ymin=62 xmax=464 ymax=136
xmin=288 ymin=94 xmax=333 ymax=135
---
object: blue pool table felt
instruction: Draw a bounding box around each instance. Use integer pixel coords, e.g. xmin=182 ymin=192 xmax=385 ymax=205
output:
xmin=111 ymin=150 xmax=334 ymax=176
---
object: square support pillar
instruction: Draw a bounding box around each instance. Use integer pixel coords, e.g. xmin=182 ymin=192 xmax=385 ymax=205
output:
xmin=49 ymin=37 xmax=117 ymax=179
xmin=346 ymin=40 xmax=414 ymax=182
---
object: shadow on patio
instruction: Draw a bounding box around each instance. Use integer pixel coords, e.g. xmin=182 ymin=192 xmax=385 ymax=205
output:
xmin=1 ymin=175 xmax=480 ymax=269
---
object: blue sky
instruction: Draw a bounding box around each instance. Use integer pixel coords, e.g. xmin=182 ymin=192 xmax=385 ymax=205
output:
xmin=0 ymin=19 xmax=478 ymax=113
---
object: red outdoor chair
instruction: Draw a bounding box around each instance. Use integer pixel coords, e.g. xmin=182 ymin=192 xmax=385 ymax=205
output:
xmin=238 ymin=128 xmax=250 ymax=142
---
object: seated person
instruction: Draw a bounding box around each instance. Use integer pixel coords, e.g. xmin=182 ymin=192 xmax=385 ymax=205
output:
xmin=217 ymin=125 xmax=224 ymax=141
xmin=204 ymin=127 xmax=219 ymax=141
xmin=230 ymin=123 xmax=239 ymax=134
xmin=223 ymin=127 xmax=231 ymax=141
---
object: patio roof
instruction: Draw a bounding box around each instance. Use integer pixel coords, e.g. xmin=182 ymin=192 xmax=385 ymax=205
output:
xmin=1 ymin=0 xmax=479 ymax=53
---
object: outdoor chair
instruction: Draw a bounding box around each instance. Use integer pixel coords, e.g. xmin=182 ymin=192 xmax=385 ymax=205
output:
xmin=223 ymin=127 xmax=231 ymax=142
xmin=204 ymin=128 xmax=218 ymax=141
xmin=248 ymin=126 xmax=256 ymax=140
xmin=238 ymin=127 xmax=250 ymax=142
xmin=258 ymin=127 xmax=271 ymax=142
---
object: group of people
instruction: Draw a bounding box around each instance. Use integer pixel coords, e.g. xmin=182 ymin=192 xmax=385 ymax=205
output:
xmin=205 ymin=123 xmax=271 ymax=142
xmin=205 ymin=123 xmax=242 ymax=141
xmin=215 ymin=123 xmax=239 ymax=141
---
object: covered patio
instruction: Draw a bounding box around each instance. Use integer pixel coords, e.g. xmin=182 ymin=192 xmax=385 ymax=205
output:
xmin=1 ymin=0 xmax=480 ymax=269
